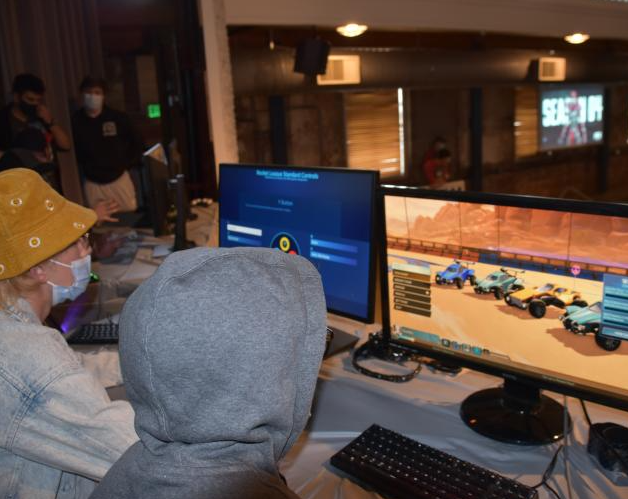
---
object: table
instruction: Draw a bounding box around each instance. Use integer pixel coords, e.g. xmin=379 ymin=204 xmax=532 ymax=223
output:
xmin=69 ymin=203 xmax=628 ymax=498
xmin=280 ymin=317 xmax=628 ymax=499
xmin=97 ymin=315 xmax=628 ymax=499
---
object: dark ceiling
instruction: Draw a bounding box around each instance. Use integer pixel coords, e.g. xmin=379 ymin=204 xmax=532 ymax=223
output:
xmin=228 ymin=26 xmax=628 ymax=54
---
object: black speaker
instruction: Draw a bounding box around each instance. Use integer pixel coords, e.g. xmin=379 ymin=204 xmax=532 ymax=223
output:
xmin=294 ymin=38 xmax=330 ymax=76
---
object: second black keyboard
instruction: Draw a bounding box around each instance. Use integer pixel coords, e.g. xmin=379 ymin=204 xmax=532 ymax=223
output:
xmin=330 ymin=424 xmax=538 ymax=499
xmin=66 ymin=323 xmax=119 ymax=344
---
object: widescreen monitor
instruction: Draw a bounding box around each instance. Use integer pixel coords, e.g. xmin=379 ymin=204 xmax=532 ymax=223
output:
xmin=381 ymin=186 xmax=628 ymax=444
xmin=539 ymin=84 xmax=604 ymax=151
xmin=219 ymin=164 xmax=379 ymax=323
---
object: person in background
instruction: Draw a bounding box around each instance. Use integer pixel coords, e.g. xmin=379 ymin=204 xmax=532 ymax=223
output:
xmin=0 ymin=73 xmax=71 ymax=190
xmin=421 ymin=136 xmax=447 ymax=166
xmin=72 ymin=76 xmax=143 ymax=213
xmin=0 ymin=168 xmax=137 ymax=499
xmin=0 ymin=73 xmax=71 ymax=156
xmin=423 ymin=148 xmax=452 ymax=188
xmin=90 ymin=247 xmax=327 ymax=499
xmin=0 ymin=127 xmax=58 ymax=187
xmin=0 ymin=131 xmax=120 ymax=224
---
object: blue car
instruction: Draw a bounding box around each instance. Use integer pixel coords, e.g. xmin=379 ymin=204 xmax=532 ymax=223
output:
xmin=435 ymin=260 xmax=476 ymax=289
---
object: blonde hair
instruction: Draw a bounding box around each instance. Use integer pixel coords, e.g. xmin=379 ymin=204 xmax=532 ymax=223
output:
xmin=0 ymin=272 xmax=41 ymax=311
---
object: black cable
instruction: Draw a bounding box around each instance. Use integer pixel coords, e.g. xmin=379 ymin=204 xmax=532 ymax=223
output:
xmin=545 ymin=483 xmax=562 ymax=499
xmin=532 ymin=444 xmax=563 ymax=489
xmin=579 ymin=398 xmax=593 ymax=426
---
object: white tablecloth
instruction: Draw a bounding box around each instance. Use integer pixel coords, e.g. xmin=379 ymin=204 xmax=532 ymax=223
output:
xmin=280 ymin=329 xmax=628 ymax=499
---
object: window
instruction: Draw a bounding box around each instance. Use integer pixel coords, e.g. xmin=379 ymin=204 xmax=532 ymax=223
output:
xmin=514 ymin=86 xmax=539 ymax=158
xmin=344 ymin=89 xmax=405 ymax=177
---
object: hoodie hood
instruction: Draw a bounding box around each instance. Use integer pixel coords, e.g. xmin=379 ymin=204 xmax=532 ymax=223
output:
xmin=118 ymin=247 xmax=327 ymax=472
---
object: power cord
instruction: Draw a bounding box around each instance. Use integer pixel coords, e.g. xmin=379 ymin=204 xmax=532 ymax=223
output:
xmin=531 ymin=444 xmax=564 ymax=499
xmin=563 ymin=396 xmax=573 ymax=499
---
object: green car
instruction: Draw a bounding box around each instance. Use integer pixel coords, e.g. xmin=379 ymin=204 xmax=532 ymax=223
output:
xmin=473 ymin=268 xmax=524 ymax=300
xmin=560 ymin=302 xmax=621 ymax=352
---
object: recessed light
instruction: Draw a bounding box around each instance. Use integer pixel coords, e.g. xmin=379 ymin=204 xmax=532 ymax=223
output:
xmin=564 ymin=33 xmax=590 ymax=44
xmin=336 ymin=23 xmax=368 ymax=38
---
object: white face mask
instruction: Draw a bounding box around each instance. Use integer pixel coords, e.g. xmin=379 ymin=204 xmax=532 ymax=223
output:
xmin=47 ymin=255 xmax=92 ymax=305
xmin=84 ymin=93 xmax=104 ymax=113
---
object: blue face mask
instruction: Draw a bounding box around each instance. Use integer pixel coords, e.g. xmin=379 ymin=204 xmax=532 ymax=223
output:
xmin=47 ymin=255 xmax=92 ymax=305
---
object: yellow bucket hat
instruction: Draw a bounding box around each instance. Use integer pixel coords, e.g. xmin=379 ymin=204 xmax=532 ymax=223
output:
xmin=0 ymin=168 xmax=97 ymax=280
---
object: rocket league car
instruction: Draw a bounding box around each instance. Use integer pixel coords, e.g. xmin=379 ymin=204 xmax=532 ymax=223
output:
xmin=560 ymin=302 xmax=621 ymax=352
xmin=435 ymin=260 xmax=476 ymax=289
xmin=504 ymin=283 xmax=587 ymax=319
xmin=473 ymin=268 xmax=525 ymax=299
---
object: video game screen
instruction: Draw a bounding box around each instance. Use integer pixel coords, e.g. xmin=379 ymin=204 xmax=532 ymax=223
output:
xmin=540 ymin=84 xmax=604 ymax=151
xmin=219 ymin=164 xmax=377 ymax=321
xmin=385 ymin=194 xmax=628 ymax=400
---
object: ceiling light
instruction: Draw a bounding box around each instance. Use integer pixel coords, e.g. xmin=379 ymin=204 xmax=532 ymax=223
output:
xmin=564 ymin=33 xmax=590 ymax=44
xmin=336 ymin=23 xmax=368 ymax=38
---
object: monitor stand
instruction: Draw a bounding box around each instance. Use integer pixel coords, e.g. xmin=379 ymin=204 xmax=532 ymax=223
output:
xmin=460 ymin=378 xmax=570 ymax=445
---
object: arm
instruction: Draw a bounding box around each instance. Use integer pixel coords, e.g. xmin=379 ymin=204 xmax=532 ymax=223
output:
xmin=10 ymin=365 xmax=137 ymax=481
xmin=38 ymin=104 xmax=71 ymax=151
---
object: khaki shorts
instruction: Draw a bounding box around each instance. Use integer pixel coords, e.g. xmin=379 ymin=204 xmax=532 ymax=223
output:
xmin=84 ymin=170 xmax=137 ymax=212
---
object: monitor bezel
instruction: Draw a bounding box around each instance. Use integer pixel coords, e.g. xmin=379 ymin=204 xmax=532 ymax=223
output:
xmin=218 ymin=163 xmax=380 ymax=324
xmin=379 ymin=185 xmax=628 ymax=411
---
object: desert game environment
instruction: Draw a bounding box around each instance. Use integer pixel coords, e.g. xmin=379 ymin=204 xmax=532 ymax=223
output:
xmin=385 ymin=196 xmax=628 ymax=396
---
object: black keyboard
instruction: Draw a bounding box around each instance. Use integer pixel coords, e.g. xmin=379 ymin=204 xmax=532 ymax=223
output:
xmin=330 ymin=424 xmax=538 ymax=499
xmin=66 ymin=323 xmax=119 ymax=344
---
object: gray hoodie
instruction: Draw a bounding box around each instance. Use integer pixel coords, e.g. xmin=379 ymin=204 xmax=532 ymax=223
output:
xmin=90 ymin=247 xmax=327 ymax=499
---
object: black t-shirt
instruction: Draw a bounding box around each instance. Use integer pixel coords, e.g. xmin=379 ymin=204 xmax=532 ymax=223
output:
xmin=72 ymin=106 xmax=144 ymax=184
xmin=0 ymin=103 xmax=45 ymax=151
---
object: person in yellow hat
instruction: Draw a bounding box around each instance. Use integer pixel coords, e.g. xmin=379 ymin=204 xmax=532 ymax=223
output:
xmin=0 ymin=168 xmax=137 ymax=498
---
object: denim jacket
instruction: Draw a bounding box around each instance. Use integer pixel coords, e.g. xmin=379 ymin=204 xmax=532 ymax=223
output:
xmin=0 ymin=301 xmax=137 ymax=499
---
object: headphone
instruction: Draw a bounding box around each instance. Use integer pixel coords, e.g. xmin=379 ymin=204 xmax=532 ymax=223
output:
xmin=352 ymin=332 xmax=422 ymax=383
xmin=587 ymin=422 xmax=628 ymax=477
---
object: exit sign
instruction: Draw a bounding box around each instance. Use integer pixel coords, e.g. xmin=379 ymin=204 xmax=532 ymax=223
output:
xmin=147 ymin=103 xmax=161 ymax=119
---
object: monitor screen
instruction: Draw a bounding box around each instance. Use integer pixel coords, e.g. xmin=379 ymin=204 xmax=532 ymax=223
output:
xmin=382 ymin=188 xmax=628 ymax=411
xmin=219 ymin=164 xmax=379 ymax=322
xmin=539 ymin=84 xmax=604 ymax=151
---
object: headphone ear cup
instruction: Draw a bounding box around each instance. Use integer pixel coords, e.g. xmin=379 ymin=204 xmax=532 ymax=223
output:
xmin=588 ymin=423 xmax=628 ymax=475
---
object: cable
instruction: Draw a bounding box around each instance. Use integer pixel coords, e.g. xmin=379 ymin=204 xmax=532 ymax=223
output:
xmin=531 ymin=445 xmax=563 ymax=488
xmin=545 ymin=483 xmax=562 ymax=499
xmin=580 ymin=398 xmax=593 ymax=426
xmin=530 ymin=395 xmax=572 ymax=499
xmin=531 ymin=444 xmax=563 ymax=493
xmin=563 ymin=396 xmax=574 ymax=499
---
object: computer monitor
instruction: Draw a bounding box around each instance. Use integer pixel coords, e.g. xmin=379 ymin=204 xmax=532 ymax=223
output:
xmin=380 ymin=186 xmax=628 ymax=445
xmin=219 ymin=164 xmax=379 ymax=323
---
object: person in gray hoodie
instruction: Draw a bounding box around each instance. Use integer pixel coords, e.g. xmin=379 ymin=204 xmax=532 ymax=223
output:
xmin=90 ymin=247 xmax=327 ymax=499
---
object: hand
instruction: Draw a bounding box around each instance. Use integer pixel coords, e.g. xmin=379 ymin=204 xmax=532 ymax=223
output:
xmin=93 ymin=199 xmax=120 ymax=223
xmin=37 ymin=104 xmax=53 ymax=126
